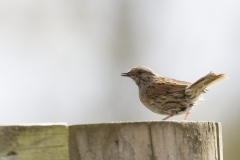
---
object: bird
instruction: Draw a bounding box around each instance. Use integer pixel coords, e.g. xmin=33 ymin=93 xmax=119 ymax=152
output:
xmin=121 ymin=66 xmax=228 ymax=120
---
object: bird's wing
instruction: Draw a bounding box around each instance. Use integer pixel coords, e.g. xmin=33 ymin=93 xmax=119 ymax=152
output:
xmin=144 ymin=77 xmax=191 ymax=98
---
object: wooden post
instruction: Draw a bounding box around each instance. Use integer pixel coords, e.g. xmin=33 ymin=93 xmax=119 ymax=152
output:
xmin=0 ymin=123 xmax=68 ymax=160
xmin=69 ymin=121 xmax=223 ymax=160
xmin=0 ymin=121 xmax=223 ymax=160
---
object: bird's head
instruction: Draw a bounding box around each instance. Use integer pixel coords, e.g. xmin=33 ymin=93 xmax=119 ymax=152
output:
xmin=121 ymin=66 xmax=158 ymax=88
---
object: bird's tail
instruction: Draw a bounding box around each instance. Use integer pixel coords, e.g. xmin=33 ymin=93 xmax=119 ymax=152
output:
xmin=185 ymin=72 xmax=228 ymax=99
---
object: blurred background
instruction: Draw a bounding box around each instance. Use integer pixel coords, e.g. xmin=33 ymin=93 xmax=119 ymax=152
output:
xmin=0 ymin=0 xmax=239 ymax=159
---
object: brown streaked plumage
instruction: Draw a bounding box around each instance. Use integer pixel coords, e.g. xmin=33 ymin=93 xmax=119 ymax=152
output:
xmin=121 ymin=66 xmax=228 ymax=120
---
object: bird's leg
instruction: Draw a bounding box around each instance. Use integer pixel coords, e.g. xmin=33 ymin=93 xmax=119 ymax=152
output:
xmin=184 ymin=112 xmax=190 ymax=120
xmin=162 ymin=111 xmax=176 ymax=120
xmin=162 ymin=115 xmax=172 ymax=120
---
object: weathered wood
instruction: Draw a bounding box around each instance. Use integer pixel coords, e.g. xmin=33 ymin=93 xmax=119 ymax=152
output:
xmin=69 ymin=121 xmax=223 ymax=160
xmin=0 ymin=123 xmax=68 ymax=160
xmin=0 ymin=122 xmax=223 ymax=160
xmin=69 ymin=122 xmax=152 ymax=160
xmin=150 ymin=121 xmax=223 ymax=160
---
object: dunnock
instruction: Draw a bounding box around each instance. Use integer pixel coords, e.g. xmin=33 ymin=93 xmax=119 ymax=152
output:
xmin=121 ymin=66 xmax=227 ymax=120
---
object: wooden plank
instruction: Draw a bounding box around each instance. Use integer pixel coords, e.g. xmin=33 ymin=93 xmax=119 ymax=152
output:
xmin=69 ymin=121 xmax=223 ymax=160
xmin=150 ymin=121 xmax=223 ymax=160
xmin=69 ymin=122 xmax=153 ymax=160
xmin=0 ymin=123 xmax=68 ymax=160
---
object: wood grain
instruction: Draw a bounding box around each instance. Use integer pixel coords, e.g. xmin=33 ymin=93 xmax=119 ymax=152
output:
xmin=0 ymin=123 xmax=68 ymax=160
xmin=69 ymin=121 xmax=223 ymax=160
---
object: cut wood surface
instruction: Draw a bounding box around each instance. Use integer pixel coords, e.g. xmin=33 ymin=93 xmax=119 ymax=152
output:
xmin=69 ymin=121 xmax=223 ymax=160
xmin=0 ymin=123 xmax=68 ymax=160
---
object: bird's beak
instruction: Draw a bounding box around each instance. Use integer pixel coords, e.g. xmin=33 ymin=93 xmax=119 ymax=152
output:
xmin=121 ymin=72 xmax=131 ymax=77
